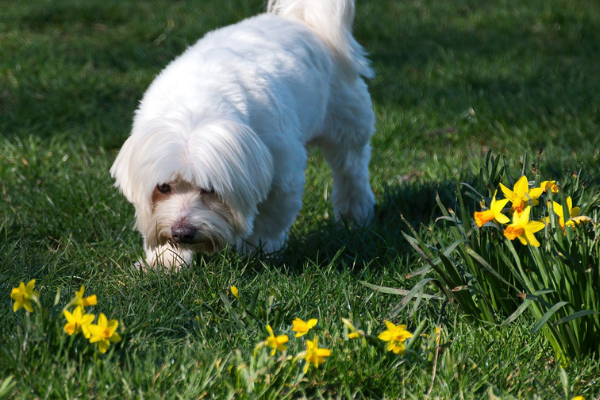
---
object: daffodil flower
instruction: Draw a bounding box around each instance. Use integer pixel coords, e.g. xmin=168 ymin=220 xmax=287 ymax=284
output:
xmin=230 ymin=286 xmax=239 ymax=299
xmin=300 ymin=336 xmax=331 ymax=373
xmin=548 ymin=197 xmax=592 ymax=229
xmin=88 ymin=313 xmax=122 ymax=354
xmin=474 ymin=190 xmax=510 ymax=227
xmin=503 ymin=206 xmax=545 ymax=247
xmin=500 ymin=176 xmax=544 ymax=214
xmin=264 ymin=325 xmax=288 ymax=356
xmin=64 ymin=306 xmax=95 ymax=338
xmin=70 ymin=286 xmax=97 ymax=309
xmin=377 ymin=321 xmax=413 ymax=354
xmin=292 ymin=317 xmax=317 ymax=337
xmin=11 ymin=279 xmax=39 ymax=313
xmin=540 ymin=180 xmax=559 ymax=193
xmin=341 ymin=318 xmax=362 ymax=339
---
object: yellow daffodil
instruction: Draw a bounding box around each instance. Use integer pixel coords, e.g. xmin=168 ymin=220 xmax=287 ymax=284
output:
xmin=300 ymin=336 xmax=331 ymax=373
xmin=540 ymin=180 xmax=559 ymax=193
xmin=264 ymin=325 xmax=288 ymax=356
xmin=377 ymin=321 xmax=413 ymax=354
xmin=292 ymin=317 xmax=318 ymax=337
xmin=11 ymin=279 xmax=39 ymax=313
xmin=341 ymin=318 xmax=362 ymax=339
xmin=230 ymin=286 xmax=239 ymax=298
xmin=503 ymin=206 xmax=545 ymax=247
xmin=500 ymin=176 xmax=544 ymax=214
xmin=571 ymin=396 xmax=584 ymax=400
xmin=87 ymin=313 xmax=121 ymax=354
xmin=63 ymin=306 xmax=95 ymax=338
xmin=548 ymin=197 xmax=593 ymax=230
xmin=474 ymin=190 xmax=510 ymax=227
xmin=70 ymin=286 xmax=97 ymax=309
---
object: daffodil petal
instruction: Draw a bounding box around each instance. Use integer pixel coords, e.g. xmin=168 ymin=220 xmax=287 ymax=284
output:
xmin=97 ymin=340 xmax=109 ymax=354
xmin=25 ymin=280 xmax=36 ymax=292
xmin=528 ymin=188 xmax=544 ymax=200
xmin=499 ymin=182 xmax=515 ymax=200
xmin=527 ymin=221 xmax=546 ymax=233
xmin=64 ymin=310 xmax=75 ymax=323
xmin=23 ymin=300 xmax=34 ymax=313
xmin=276 ymin=335 xmax=289 ymax=345
xmin=316 ymin=349 xmax=331 ymax=357
xmin=525 ymin=231 xmax=540 ymax=247
xmin=83 ymin=295 xmax=97 ymax=307
xmin=513 ymin=176 xmax=529 ymax=196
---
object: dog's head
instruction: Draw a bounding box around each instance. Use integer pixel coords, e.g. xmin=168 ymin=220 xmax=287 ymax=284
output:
xmin=110 ymin=116 xmax=274 ymax=255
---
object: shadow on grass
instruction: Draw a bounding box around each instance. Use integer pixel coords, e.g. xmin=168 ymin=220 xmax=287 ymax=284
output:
xmin=197 ymin=178 xmax=468 ymax=279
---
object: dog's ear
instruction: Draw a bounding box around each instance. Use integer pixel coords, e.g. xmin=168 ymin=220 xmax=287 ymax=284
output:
xmin=110 ymin=125 xmax=156 ymax=232
xmin=188 ymin=120 xmax=274 ymax=214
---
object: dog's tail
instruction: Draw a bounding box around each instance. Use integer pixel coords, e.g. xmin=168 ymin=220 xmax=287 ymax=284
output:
xmin=267 ymin=0 xmax=373 ymax=79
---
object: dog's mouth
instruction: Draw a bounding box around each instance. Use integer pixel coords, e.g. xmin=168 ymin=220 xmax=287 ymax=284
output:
xmin=165 ymin=235 xmax=224 ymax=255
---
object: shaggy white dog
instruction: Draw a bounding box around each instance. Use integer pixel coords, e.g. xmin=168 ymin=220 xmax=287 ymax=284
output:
xmin=111 ymin=0 xmax=376 ymax=268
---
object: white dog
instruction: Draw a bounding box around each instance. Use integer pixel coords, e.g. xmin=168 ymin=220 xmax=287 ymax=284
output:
xmin=111 ymin=0 xmax=376 ymax=268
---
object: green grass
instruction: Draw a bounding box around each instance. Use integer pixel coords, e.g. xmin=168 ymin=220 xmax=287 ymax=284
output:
xmin=1 ymin=0 xmax=600 ymax=398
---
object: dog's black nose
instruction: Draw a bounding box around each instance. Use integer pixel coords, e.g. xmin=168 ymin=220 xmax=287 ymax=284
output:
xmin=171 ymin=225 xmax=196 ymax=244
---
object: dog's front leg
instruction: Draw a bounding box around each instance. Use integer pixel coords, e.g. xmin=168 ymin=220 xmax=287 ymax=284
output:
xmin=141 ymin=243 xmax=194 ymax=271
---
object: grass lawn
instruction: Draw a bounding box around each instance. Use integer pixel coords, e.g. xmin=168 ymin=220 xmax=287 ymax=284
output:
xmin=1 ymin=0 xmax=600 ymax=398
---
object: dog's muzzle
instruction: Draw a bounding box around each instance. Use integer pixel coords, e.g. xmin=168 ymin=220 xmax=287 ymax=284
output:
xmin=171 ymin=224 xmax=197 ymax=244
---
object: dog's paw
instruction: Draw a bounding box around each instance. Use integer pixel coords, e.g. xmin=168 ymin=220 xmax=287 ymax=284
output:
xmin=143 ymin=244 xmax=194 ymax=272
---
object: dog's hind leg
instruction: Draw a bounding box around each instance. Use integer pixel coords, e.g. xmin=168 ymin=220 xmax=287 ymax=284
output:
xmin=319 ymin=78 xmax=376 ymax=226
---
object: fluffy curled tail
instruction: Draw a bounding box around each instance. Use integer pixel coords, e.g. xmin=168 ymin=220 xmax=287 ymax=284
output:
xmin=267 ymin=0 xmax=373 ymax=79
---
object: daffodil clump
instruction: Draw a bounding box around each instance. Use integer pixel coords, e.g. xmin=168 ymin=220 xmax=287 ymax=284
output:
xmin=400 ymin=151 xmax=600 ymax=361
xmin=62 ymin=286 xmax=121 ymax=354
xmin=474 ymin=175 xmax=593 ymax=246
xmin=10 ymin=281 xmax=122 ymax=355
xmin=229 ymin=286 xmax=416 ymax=378
xmin=252 ymin=315 xmax=415 ymax=374
xmin=255 ymin=315 xmax=330 ymax=373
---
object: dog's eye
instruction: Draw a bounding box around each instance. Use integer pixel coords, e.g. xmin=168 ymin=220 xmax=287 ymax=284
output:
xmin=156 ymin=183 xmax=171 ymax=194
xmin=201 ymin=187 xmax=215 ymax=195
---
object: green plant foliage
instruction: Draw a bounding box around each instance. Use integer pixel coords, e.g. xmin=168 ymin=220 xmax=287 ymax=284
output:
xmin=403 ymin=150 xmax=600 ymax=362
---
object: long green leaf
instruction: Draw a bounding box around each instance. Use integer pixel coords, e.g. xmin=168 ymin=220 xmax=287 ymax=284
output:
xmin=553 ymin=310 xmax=600 ymax=326
xmin=532 ymin=301 xmax=569 ymax=333
xmin=459 ymin=182 xmax=487 ymax=200
xmin=359 ymin=281 xmax=441 ymax=300
xmin=466 ymin=247 xmax=519 ymax=290
xmin=389 ymin=278 xmax=438 ymax=318
xmin=404 ymin=264 xmax=432 ymax=279
xmin=501 ymin=299 xmax=533 ymax=326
